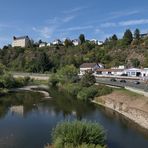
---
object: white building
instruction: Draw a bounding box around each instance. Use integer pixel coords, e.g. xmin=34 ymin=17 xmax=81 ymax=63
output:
xmin=52 ymin=39 xmax=62 ymax=45
xmin=124 ymin=68 xmax=142 ymax=77
xmin=90 ymin=39 xmax=103 ymax=45
xmin=72 ymin=39 xmax=80 ymax=46
xmin=90 ymin=39 xmax=98 ymax=44
xmin=98 ymin=41 xmax=103 ymax=45
xmin=47 ymin=43 xmax=51 ymax=46
xmin=140 ymin=68 xmax=148 ymax=77
xmin=39 ymin=42 xmax=47 ymax=48
xmin=79 ymin=63 xmax=104 ymax=75
xmin=12 ymin=36 xmax=31 ymax=48
xmin=96 ymin=69 xmax=124 ymax=76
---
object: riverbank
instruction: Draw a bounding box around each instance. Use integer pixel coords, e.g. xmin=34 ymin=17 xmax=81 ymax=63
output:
xmin=93 ymin=88 xmax=148 ymax=130
xmin=10 ymin=85 xmax=51 ymax=99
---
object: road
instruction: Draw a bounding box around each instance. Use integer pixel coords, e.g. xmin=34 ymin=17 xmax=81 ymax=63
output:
xmin=96 ymin=77 xmax=148 ymax=92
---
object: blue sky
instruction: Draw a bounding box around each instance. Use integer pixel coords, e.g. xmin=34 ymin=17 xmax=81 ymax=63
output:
xmin=0 ymin=0 xmax=148 ymax=47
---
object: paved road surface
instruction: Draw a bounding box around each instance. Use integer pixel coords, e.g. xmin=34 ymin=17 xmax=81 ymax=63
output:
xmin=96 ymin=77 xmax=148 ymax=92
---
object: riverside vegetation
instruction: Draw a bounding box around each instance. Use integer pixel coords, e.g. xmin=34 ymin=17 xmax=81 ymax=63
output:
xmin=0 ymin=63 xmax=33 ymax=95
xmin=48 ymin=65 xmax=112 ymax=101
xmin=45 ymin=120 xmax=107 ymax=148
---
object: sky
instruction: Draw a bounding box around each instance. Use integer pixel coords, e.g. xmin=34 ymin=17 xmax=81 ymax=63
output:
xmin=0 ymin=0 xmax=148 ymax=47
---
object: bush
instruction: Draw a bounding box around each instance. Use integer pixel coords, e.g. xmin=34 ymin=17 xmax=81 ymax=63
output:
xmin=2 ymin=73 xmax=16 ymax=88
xmin=52 ymin=120 xmax=106 ymax=148
xmin=77 ymin=86 xmax=98 ymax=101
xmin=62 ymin=83 xmax=82 ymax=96
xmin=81 ymin=73 xmax=96 ymax=87
xmin=57 ymin=65 xmax=78 ymax=83
xmin=49 ymin=74 xmax=59 ymax=87
xmin=0 ymin=74 xmax=32 ymax=89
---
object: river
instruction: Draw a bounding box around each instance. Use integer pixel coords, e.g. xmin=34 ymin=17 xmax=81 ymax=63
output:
xmin=0 ymin=90 xmax=148 ymax=148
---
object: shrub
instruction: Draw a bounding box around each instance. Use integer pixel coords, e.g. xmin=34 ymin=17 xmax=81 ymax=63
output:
xmin=49 ymin=74 xmax=59 ymax=87
xmin=52 ymin=120 xmax=106 ymax=148
xmin=57 ymin=65 xmax=78 ymax=83
xmin=62 ymin=83 xmax=82 ymax=96
xmin=77 ymin=86 xmax=98 ymax=101
xmin=2 ymin=73 xmax=16 ymax=88
xmin=81 ymin=73 xmax=96 ymax=87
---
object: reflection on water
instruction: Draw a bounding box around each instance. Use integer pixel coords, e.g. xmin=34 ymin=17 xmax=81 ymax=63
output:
xmin=0 ymin=90 xmax=147 ymax=148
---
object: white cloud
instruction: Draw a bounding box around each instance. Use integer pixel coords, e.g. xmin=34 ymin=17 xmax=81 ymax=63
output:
xmin=33 ymin=15 xmax=76 ymax=39
xmin=119 ymin=19 xmax=148 ymax=26
xmin=33 ymin=26 xmax=56 ymax=38
xmin=95 ymin=28 xmax=101 ymax=33
xmin=60 ymin=25 xmax=93 ymax=32
xmin=63 ymin=6 xmax=87 ymax=14
xmin=62 ymin=15 xmax=76 ymax=23
xmin=109 ymin=10 xmax=140 ymax=20
xmin=100 ymin=22 xmax=116 ymax=28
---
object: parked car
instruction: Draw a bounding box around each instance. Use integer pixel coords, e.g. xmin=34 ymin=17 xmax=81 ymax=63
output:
xmin=134 ymin=81 xmax=140 ymax=84
xmin=110 ymin=78 xmax=117 ymax=82
xmin=120 ymin=79 xmax=126 ymax=83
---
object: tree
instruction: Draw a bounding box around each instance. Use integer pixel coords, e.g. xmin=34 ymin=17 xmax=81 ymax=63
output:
xmin=112 ymin=34 xmax=118 ymax=41
xmin=134 ymin=28 xmax=140 ymax=40
xmin=0 ymin=63 xmax=7 ymax=75
xmin=38 ymin=39 xmax=43 ymax=44
xmin=131 ymin=58 xmax=140 ymax=67
xmin=57 ymin=65 xmax=78 ymax=83
xmin=36 ymin=52 xmax=52 ymax=73
xmin=81 ymin=72 xmax=96 ymax=87
xmin=79 ymin=34 xmax=85 ymax=44
xmin=123 ymin=29 xmax=133 ymax=45
xmin=64 ymin=39 xmax=73 ymax=48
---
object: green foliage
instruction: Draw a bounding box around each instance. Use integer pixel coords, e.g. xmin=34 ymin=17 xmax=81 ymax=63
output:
xmin=123 ymin=29 xmax=133 ymax=45
xmin=111 ymin=34 xmax=118 ymax=41
xmin=49 ymin=74 xmax=59 ymax=87
xmin=131 ymin=58 xmax=140 ymax=67
xmin=57 ymin=65 xmax=78 ymax=83
xmin=134 ymin=28 xmax=140 ymax=40
xmin=52 ymin=120 xmax=106 ymax=147
xmin=1 ymin=31 xmax=148 ymax=73
xmin=64 ymin=39 xmax=73 ymax=48
xmin=36 ymin=52 xmax=52 ymax=73
xmin=79 ymin=34 xmax=85 ymax=44
xmin=0 ymin=63 xmax=7 ymax=75
xmin=81 ymin=73 xmax=96 ymax=87
xmin=62 ymin=83 xmax=82 ymax=96
xmin=77 ymin=86 xmax=98 ymax=101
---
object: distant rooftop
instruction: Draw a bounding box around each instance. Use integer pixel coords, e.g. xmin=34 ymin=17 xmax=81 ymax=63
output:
xmin=80 ymin=63 xmax=96 ymax=68
xmin=13 ymin=36 xmax=29 ymax=40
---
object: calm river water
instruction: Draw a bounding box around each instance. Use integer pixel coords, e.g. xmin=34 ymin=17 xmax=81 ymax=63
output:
xmin=0 ymin=90 xmax=148 ymax=148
